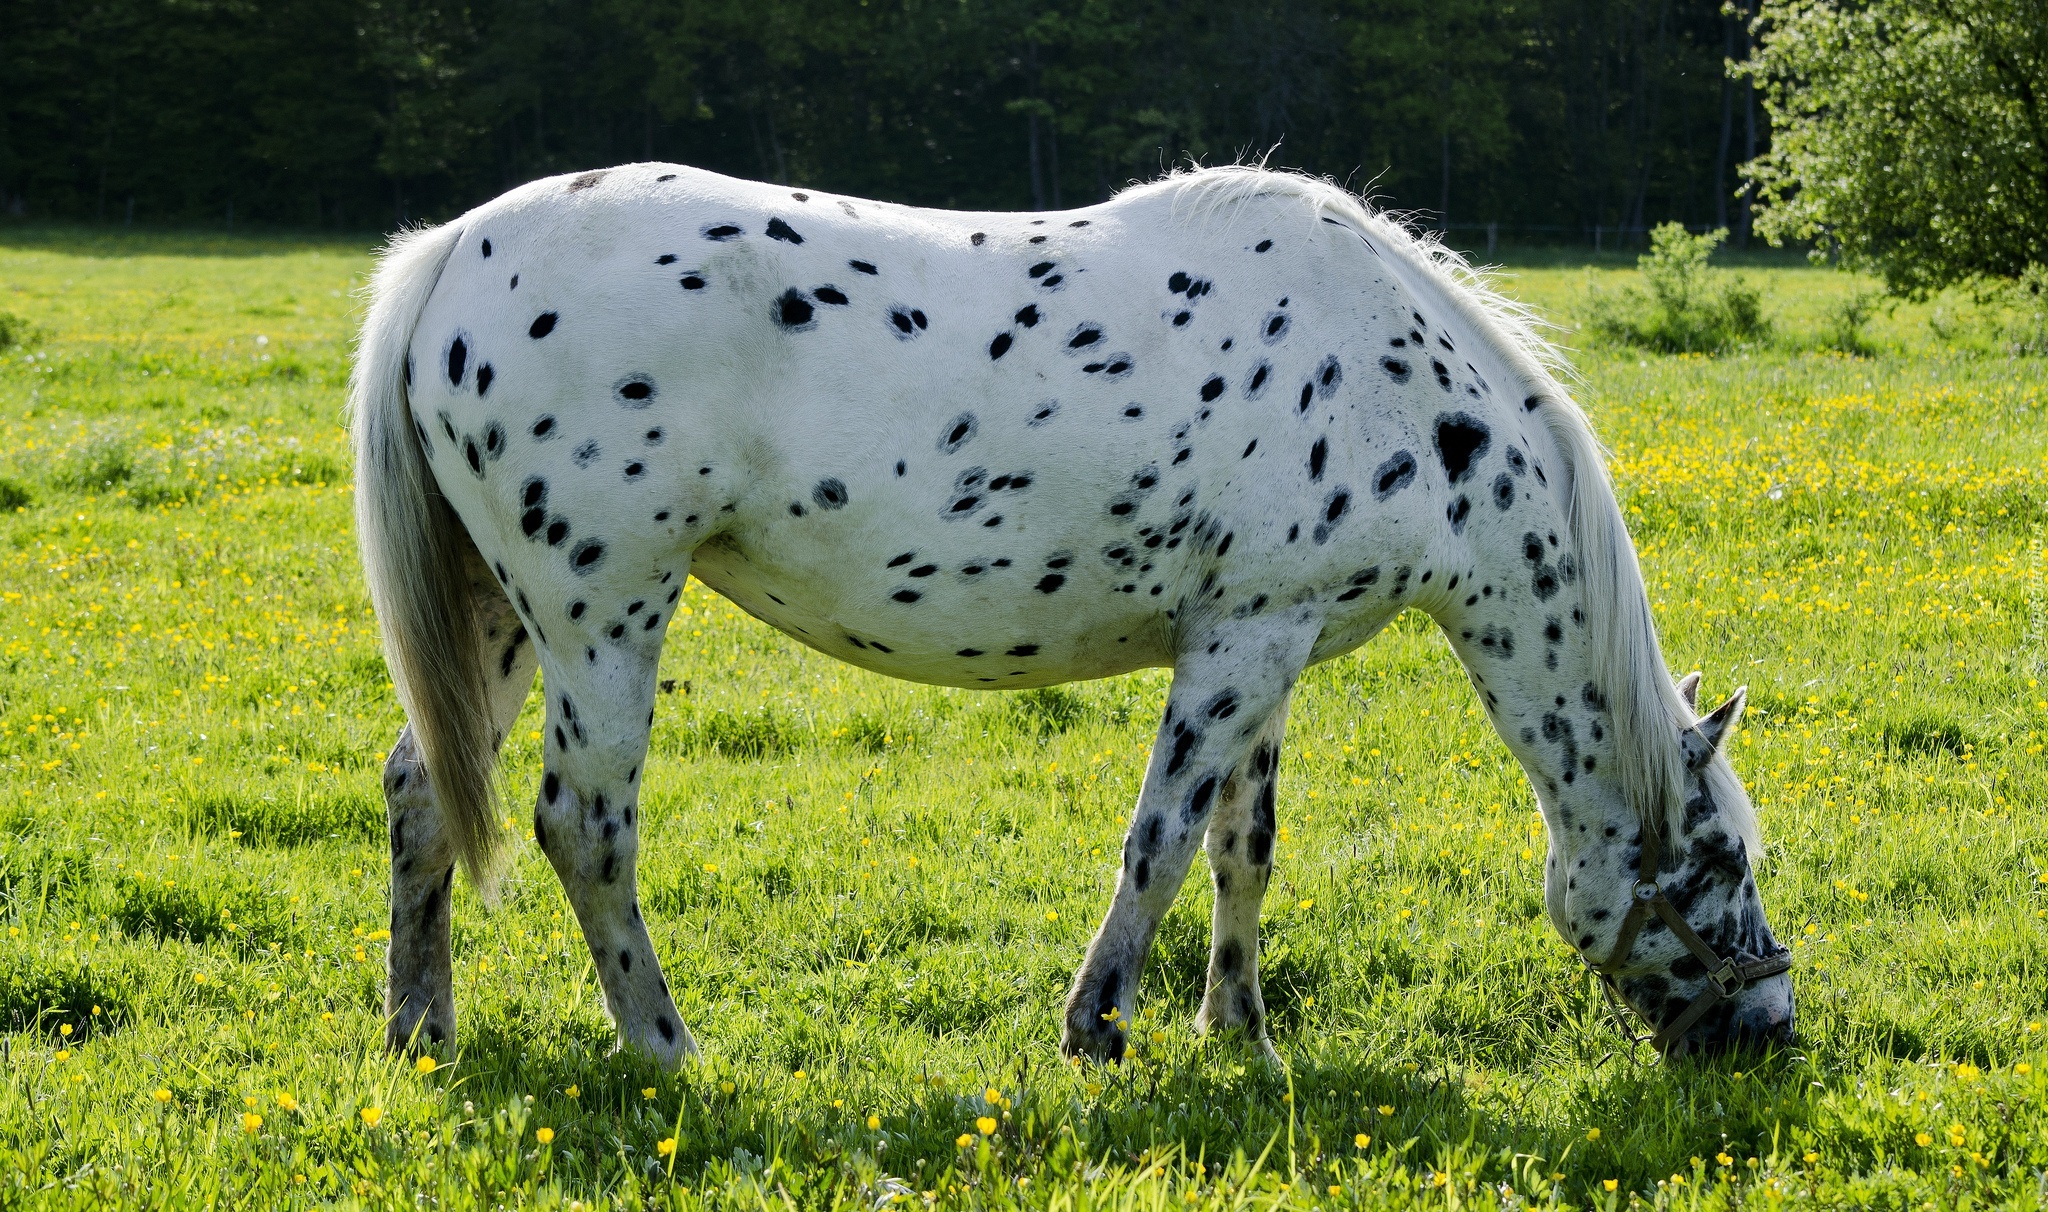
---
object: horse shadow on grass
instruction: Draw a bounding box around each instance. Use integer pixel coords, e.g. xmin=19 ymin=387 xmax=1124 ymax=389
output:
xmin=431 ymin=945 xmax=1821 ymax=1199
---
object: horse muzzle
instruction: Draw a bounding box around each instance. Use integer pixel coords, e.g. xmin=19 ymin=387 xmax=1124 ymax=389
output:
xmin=1657 ymin=970 xmax=1796 ymax=1058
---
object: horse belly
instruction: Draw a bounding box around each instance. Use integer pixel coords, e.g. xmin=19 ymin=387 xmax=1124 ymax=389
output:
xmin=688 ymin=541 xmax=1170 ymax=688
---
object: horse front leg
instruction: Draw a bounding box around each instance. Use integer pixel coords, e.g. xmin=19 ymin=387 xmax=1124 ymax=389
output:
xmin=1194 ymin=697 xmax=1294 ymax=1063
xmin=1060 ymin=619 xmax=1317 ymax=1061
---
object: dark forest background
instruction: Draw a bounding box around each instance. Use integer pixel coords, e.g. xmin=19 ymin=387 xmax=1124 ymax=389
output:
xmin=0 ymin=0 xmax=1766 ymax=242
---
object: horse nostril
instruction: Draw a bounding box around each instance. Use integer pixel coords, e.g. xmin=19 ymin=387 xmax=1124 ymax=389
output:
xmin=1731 ymin=1005 xmax=1796 ymax=1048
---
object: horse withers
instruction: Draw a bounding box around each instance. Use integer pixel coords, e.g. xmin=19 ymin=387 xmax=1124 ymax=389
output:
xmin=350 ymin=164 xmax=1793 ymax=1066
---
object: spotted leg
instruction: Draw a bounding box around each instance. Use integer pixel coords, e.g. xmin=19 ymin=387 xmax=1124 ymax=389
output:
xmin=1193 ymin=695 xmax=1292 ymax=1062
xmin=383 ymin=566 xmax=540 ymax=1055
xmin=532 ymin=648 xmax=695 ymax=1068
xmin=1060 ymin=618 xmax=1317 ymax=1061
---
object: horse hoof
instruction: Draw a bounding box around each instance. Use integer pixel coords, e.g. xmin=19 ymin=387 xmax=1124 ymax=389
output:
xmin=1058 ymin=1021 xmax=1128 ymax=1064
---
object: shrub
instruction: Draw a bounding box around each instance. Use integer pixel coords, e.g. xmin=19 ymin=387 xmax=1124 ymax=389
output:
xmin=1585 ymin=224 xmax=1771 ymax=353
xmin=0 ymin=477 xmax=29 ymax=511
xmin=57 ymin=431 xmax=136 ymax=492
xmin=1822 ymin=289 xmax=1883 ymax=355
xmin=0 ymin=311 xmax=31 ymax=350
xmin=1992 ymin=266 xmax=2048 ymax=355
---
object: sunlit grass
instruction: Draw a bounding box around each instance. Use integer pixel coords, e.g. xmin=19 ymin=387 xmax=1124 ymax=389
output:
xmin=0 ymin=227 xmax=2045 ymax=1208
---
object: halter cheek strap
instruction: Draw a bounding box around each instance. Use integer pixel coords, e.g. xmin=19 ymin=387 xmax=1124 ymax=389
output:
xmin=1584 ymin=824 xmax=1793 ymax=1055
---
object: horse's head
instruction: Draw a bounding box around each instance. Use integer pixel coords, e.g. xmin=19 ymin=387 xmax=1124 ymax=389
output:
xmin=1545 ymin=672 xmax=1793 ymax=1057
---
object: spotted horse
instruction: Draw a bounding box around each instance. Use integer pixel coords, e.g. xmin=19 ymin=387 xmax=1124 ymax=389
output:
xmin=351 ymin=164 xmax=1794 ymax=1068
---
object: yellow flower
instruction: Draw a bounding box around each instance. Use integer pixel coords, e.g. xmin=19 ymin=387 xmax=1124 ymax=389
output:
xmin=793 ymin=1069 xmax=806 ymax=1081
xmin=565 ymin=1085 xmax=580 ymax=1098
xmin=1716 ymin=1152 xmax=1733 ymax=1167
xmin=152 ymin=1089 xmax=172 ymax=1104
xmin=58 ymin=1024 xmax=71 ymax=1037
xmin=867 ymin=1115 xmax=882 ymax=1130
xmin=1603 ymin=1180 xmax=1619 ymax=1192
xmin=1045 ymin=911 xmax=1058 ymax=922
xmin=1915 ymin=1132 xmax=1933 ymax=1147
xmin=415 ymin=1056 xmax=438 ymax=1075
xmin=53 ymin=1050 xmax=69 ymax=1062
xmin=360 ymin=1107 xmax=383 ymax=1128
xmin=2017 ymin=1062 xmax=2033 ymax=1075
xmin=1947 ymin=1125 xmax=1966 ymax=1147
xmin=242 ymin=1113 xmax=262 ymax=1134
xmin=1586 ymin=1127 xmax=1601 ymax=1141
xmin=642 ymin=1087 xmax=656 ymax=1100
xmin=1803 ymin=1151 xmax=1819 ymax=1164
xmin=1327 ymin=1186 xmax=1341 ymax=1197
xmin=1354 ymin=1133 xmax=1370 ymax=1149
xmin=193 ymin=973 xmax=206 ymax=984
xmin=955 ymin=1133 xmax=974 ymax=1148
xmin=985 ymin=1087 xmax=1002 ymax=1104
xmin=536 ymin=1127 xmax=555 ymax=1145
xmin=1955 ymin=1063 xmax=1979 ymax=1081
xmin=720 ymin=1081 xmax=735 ymax=1095
xmin=657 ymin=1137 xmax=676 ymax=1157
xmin=1378 ymin=1104 xmax=1394 ymax=1116
xmin=976 ymin=1116 xmax=997 ymax=1136
xmin=276 ymin=1093 xmax=298 ymax=1112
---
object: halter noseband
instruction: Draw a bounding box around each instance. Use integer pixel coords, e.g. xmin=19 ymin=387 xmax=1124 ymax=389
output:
xmin=1583 ymin=823 xmax=1792 ymax=1055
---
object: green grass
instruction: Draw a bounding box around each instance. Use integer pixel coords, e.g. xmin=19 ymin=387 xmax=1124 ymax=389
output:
xmin=2 ymin=224 xmax=2047 ymax=1209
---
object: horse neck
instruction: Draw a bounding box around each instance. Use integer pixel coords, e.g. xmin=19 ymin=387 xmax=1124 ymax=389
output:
xmin=1433 ymin=459 xmax=1673 ymax=908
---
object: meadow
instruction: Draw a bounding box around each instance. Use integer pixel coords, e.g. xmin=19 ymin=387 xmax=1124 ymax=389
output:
xmin=1 ymin=224 xmax=2045 ymax=1209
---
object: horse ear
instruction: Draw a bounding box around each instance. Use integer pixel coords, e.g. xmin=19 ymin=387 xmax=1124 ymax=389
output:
xmin=1682 ymin=686 xmax=1748 ymax=769
xmin=1675 ymin=671 xmax=1702 ymax=711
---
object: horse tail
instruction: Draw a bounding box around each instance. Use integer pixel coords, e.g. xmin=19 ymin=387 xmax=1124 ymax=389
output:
xmin=349 ymin=221 xmax=503 ymax=888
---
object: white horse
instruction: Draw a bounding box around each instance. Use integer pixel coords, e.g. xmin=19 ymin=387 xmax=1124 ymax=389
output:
xmin=350 ymin=164 xmax=1793 ymax=1066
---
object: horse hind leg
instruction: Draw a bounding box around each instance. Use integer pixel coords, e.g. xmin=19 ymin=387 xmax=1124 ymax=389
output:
xmin=531 ymin=644 xmax=696 ymax=1068
xmin=1060 ymin=618 xmax=1317 ymax=1062
xmin=1195 ymin=695 xmax=1292 ymax=1062
xmin=383 ymin=557 xmax=540 ymax=1054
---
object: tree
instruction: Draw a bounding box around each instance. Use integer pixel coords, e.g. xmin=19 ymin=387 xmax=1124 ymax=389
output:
xmin=1742 ymin=0 xmax=2048 ymax=294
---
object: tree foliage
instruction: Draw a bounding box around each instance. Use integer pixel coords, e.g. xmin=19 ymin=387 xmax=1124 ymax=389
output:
xmin=3 ymin=0 xmax=1757 ymax=234
xmin=1744 ymin=0 xmax=2048 ymax=295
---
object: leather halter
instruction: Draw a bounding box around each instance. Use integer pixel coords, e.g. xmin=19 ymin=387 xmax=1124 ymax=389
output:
xmin=1583 ymin=821 xmax=1792 ymax=1055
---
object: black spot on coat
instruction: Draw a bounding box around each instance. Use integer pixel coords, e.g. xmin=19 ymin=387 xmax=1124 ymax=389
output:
xmin=1372 ymin=451 xmax=1417 ymax=499
xmin=1433 ymin=412 xmax=1492 ymax=484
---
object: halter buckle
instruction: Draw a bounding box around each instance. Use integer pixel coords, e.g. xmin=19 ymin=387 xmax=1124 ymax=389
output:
xmin=1706 ymin=960 xmax=1744 ymax=998
xmin=1632 ymin=880 xmax=1659 ymax=903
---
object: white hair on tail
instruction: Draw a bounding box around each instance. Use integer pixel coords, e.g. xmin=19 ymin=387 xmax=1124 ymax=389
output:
xmin=1137 ymin=164 xmax=1761 ymax=861
xmin=348 ymin=219 xmax=509 ymax=890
